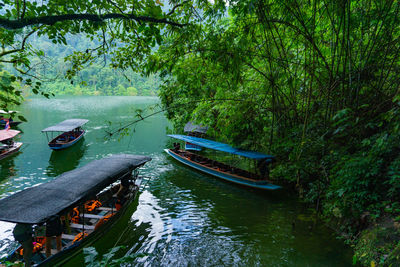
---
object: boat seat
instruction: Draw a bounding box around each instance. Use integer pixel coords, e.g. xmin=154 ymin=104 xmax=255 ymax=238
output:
xmin=70 ymin=223 xmax=95 ymax=230
xmin=80 ymin=213 xmax=103 ymax=219
xmin=98 ymin=207 xmax=113 ymax=211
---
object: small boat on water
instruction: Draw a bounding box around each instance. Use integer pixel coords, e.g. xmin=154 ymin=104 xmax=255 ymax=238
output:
xmin=0 ymin=154 xmax=151 ymax=266
xmin=0 ymin=129 xmax=23 ymax=160
xmin=0 ymin=110 xmax=22 ymax=127
xmin=42 ymin=119 xmax=88 ymax=150
xmin=165 ymin=134 xmax=281 ymax=190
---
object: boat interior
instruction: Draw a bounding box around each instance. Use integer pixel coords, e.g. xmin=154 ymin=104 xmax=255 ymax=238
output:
xmin=49 ymin=129 xmax=84 ymax=145
xmin=14 ymin=179 xmax=138 ymax=264
xmin=0 ymin=139 xmax=13 ymax=151
xmin=172 ymin=149 xmax=264 ymax=180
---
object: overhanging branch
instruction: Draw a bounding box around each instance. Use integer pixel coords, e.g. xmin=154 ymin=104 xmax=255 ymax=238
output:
xmin=0 ymin=13 xmax=186 ymax=30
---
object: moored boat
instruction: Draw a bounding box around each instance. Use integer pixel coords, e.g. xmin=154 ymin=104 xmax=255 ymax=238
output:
xmin=0 ymin=154 xmax=151 ymax=266
xmin=0 ymin=110 xmax=22 ymax=128
xmin=42 ymin=119 xmax=89 ymax=150
xmin=165 ymin=135 xmax=281 ymax=190
xmin=0 ymin=129 xmax=23 ymax=160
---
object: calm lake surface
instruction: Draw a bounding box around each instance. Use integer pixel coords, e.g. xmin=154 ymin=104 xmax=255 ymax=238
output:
xmin=0 ymin=96 xmax=353 ymax=266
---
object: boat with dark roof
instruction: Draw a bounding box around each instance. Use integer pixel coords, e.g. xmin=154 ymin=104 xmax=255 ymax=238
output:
xmin=165 ymin=135 xmax=281 ymax=190
xmin=42 ymin=119 xmax=88 ymax=150
xmin=0 ymin=154 xmax=151 ymax=266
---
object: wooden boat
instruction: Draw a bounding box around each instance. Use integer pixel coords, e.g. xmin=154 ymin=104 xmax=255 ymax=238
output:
xmin=0 ymin=129 xmax=22 ymax=160
xmin=165 ymin=135 xmax=281 ymax=190
xmin=0 ymin=121 xmax=22 ymax=127
xmin=0 ymin=154 xmax=151 ymax=266
xmin=0 ymin=110 xmax=22 ymax=128
xmin=42 ymin=119 xmax=89 ymax=150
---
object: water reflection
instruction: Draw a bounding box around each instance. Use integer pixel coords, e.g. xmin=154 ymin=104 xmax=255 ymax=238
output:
xmin=0 ymin=97 xmax=353 ymax=266
xmin=46 ymin=139 xmax=87 ymax=177
xmin=0 ymin=154 xmax=19 ymax=181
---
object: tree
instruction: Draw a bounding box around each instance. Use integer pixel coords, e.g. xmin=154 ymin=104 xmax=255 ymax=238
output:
xmin=0 ymin=0 xmax=226 ymax=107
xmin=126 ymin=86 xmax=138 ymax=96
xmin=146 ymin=1 xmax=400 ymax=264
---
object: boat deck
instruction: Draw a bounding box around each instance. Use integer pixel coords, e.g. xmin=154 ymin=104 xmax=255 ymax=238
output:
xmin=175 ymin=149 xmax=265 ymax=181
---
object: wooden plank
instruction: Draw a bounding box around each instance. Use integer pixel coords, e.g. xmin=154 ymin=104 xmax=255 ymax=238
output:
xmin=80 ymin=213 xmax=103 ymax=219
xmin=97 ymin=207 xmax=113 ymax=211
xmin=62 ymin=234 xmax=75 ymax=240
xmin=70 ymin=223 xmax=95 ymax=230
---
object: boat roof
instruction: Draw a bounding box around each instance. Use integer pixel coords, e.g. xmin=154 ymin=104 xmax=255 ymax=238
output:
xmin=0 ymin=154 xmax=151 ymax=224
xmin=168 ymin=134 xmax=274 ymax=160
xmin=41 ymin=119 xmax=89 ymax=132
xmin=184 ymin=121 xmax=208 ymax=134
xmin=0 ymin=129 xmax=20 ymax=141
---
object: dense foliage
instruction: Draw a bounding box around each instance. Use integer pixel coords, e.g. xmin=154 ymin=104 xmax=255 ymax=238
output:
xmin=148 ymin=0 xmax=400 ymax=265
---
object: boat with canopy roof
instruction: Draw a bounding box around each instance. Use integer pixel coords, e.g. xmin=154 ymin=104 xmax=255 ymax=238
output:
xmin=165 ymin=134 xmax=281 ymax=190
xmin=42 ymin=119 xmax=88 ymax=150
xmin=0 ymin=154 xmax=151 ymax=266
xmin=0 ymin=129 xmax=22 ymax=160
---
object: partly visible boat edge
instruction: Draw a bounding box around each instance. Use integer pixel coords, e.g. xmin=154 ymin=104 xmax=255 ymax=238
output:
xmin=164 ymin=149 xmax=281 ymax=190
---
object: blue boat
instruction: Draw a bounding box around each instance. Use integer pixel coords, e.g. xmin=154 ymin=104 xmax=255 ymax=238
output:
xmin=165 ymin=135 xmax=281 ymax=190
xmin=42 ymin=119 xmax=89 ymax=150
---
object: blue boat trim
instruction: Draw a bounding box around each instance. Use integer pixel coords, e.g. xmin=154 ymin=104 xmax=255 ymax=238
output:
xmin=168 ymin=134 xmax=274 ymax=159
xmin=164 ymin=149 xmax=281 ymax=190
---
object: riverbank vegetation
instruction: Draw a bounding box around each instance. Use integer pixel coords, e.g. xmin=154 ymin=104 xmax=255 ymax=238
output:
xmin=1 ymin=0 xmax=400 ymax=265
xmin=148 ymin=1 xmax=400 ymax=265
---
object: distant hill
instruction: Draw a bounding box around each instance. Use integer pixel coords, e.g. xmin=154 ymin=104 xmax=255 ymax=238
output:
xmin=17 ymin=34 xmax=161 ymax=96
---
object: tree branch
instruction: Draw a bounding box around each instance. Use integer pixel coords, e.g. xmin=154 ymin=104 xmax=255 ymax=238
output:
xmin=0 ymin=13 xmax=186 ymax=30
xmin=167 ymin=1 xmax=190 ymax=16
xmin=0 ymin=28 xmax=38 ymax=58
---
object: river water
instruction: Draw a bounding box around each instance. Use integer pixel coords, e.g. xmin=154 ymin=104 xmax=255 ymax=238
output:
xmin=0 ymin=96 xmax=353 ymax=266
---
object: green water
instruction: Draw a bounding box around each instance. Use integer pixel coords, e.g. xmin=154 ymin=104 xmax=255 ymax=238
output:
xmin=0 ymin=96 xmax=353 ymax=266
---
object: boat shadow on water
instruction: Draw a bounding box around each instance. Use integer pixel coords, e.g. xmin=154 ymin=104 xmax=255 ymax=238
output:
xmin=0 ymin=153 xmax=20 ymax=181
xmin=46 ymin=138 xmax=87 ymax=177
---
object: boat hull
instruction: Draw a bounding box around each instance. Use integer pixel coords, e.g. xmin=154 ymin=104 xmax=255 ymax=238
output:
xmin=0 ymin=121 xmax=22 ymax=127
xmin=0 ymin=142 xmax=22 ymax=160
xmin=164 ymin=149 xmax=280 ymax=190
xmin=48 ymin=131 xmax=84 ymax=150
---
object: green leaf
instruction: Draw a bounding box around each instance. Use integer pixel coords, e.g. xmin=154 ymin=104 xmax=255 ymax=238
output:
xmin=17 ymin=115 xmax=27 ymax=122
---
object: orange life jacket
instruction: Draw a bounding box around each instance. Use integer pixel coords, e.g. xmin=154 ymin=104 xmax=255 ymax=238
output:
xmin=94 ymin=213 xmax=114 ymax=231
xmin=115 ymin=199 xmax=122 ymax=211
xmin=19 ymin=236 xmax=45 ymax=256
xmin=72 ymin=232 xmax=88 ymax=243
xmin=85 ymin=200 xmax=102 ymax=212
xmin=71 ymin=207 xmax=80 ymax=224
